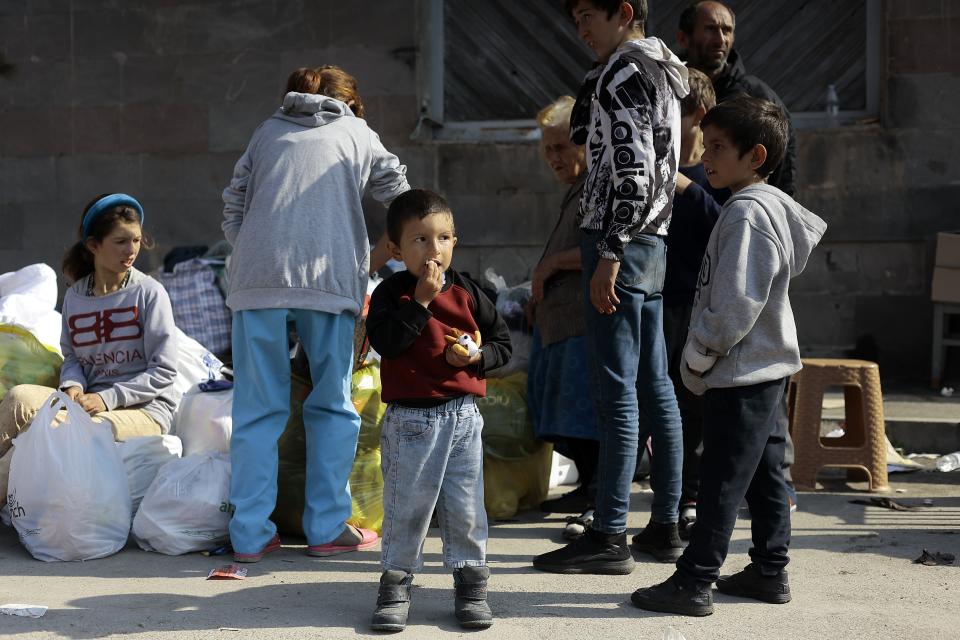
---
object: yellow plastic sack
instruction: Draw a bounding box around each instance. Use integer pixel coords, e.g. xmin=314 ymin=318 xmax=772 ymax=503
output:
xmin=353 ymin=363 xmax=386 ymax=451
xmin=273 ymin=363 xmax=386 ymax=536
xmin=0 ymin=325 xmax=62 ymax=400
xmin=478 ymin=373 xmax=539 ymax=461
xmin=483 ymin=441 xmax=552 ymax=519
xmin=346 ymin=447 xmax=383 ymax=533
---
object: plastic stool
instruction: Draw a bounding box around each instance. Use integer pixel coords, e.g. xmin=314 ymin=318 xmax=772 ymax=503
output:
xmin=788 ymin=358 xmax=889 ymax=492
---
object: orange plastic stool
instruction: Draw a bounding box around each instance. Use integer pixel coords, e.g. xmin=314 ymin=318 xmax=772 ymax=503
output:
xmin=788 ymin=358 xmax=889 ymax=492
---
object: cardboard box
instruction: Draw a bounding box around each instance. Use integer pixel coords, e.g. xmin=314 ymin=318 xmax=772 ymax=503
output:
xmin=935 ymin=232 xmax=960 ymax=268
xmin=932 ymin=266 xmax=960 ymax=303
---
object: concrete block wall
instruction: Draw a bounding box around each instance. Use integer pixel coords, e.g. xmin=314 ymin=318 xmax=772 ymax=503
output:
xmin=1 ymin=0 xmax=958 ymax=380
xmin=787 ymin=1 xmax=960 ymax=379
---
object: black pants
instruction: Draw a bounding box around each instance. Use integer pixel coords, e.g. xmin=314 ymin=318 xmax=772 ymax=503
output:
xmin=662 ymin=302 xmax=704 ymax=504
xmin=675 ymin=378 xmax=791 ymax=585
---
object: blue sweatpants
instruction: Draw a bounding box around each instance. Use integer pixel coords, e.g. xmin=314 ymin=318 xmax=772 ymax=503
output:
xmin=228 ymin=308 xmax=360 ymax=554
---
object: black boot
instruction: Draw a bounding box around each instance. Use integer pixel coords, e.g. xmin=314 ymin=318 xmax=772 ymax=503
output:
xmin=533 ymin=527 xmax=635 ymax=575
xmin=631 ymin=574 xmax=714 ymax=617
xmin=453 ymin=565 xmax=493 ymax=629
xmin=716 ymin=564 xmax=791 ymax=604
xmin=630 ymin=520 xmax=684 ymax=562
xmin=371 ymin=570 xmax=413 ymax=632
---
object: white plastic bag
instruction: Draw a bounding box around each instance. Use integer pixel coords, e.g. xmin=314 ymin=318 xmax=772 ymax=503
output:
xmin=171 ymin=329 xmax=223 ymax=399
xmin=0 ymin=263 xmax=62 ymax=352
xmin=132 ymin=453 xmax=231 ymax=555
xmin=117 ymin=435 xmax=183 ymax=517
xmin=8 ymin=391 xmax=131 ymax=561
xmin=173 ymin=387 xmax=233 ymax=456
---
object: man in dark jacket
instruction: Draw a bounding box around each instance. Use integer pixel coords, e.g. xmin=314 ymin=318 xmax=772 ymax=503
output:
xmin=677 ymin=1 xmax=797 ymax=195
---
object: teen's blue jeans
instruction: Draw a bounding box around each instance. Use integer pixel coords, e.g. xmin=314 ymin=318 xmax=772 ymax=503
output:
xmin=229 ymin=308 xmax=360 ymax=554
xmin=581 ymin=231 xmax=682 ymax=533
xmin=379 ymin=396 xmax=487 ymax=572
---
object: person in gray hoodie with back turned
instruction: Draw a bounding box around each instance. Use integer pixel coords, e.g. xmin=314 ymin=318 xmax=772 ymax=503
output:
xmin=633 ymin=96 xmax=826 ymax=617
xmin=221 ymin=66 xmax=409 ymax=563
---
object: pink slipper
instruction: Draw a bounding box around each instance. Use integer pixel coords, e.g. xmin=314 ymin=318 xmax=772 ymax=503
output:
xmin=233 ymin=534 xmax=282 ymax=563
xmin=306 ymin=526 xmax=379 ymax=557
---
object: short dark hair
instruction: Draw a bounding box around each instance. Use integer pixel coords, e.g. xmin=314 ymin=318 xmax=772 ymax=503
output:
xmin=680 ymin=67 xmax=716 ymax=116
xmin=386 ymin=189 xmax=454 ymax=244
xmin=678 ymin=1 xmax=736 ymax=36
xmin=565 ymin=0 xmax=649 ymax=29
xmin=700 ymin=96 xmax=788 ymax=179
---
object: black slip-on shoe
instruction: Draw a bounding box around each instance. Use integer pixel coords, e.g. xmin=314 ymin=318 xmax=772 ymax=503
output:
xmin=716 ymin=564 xmax=791 ymax=604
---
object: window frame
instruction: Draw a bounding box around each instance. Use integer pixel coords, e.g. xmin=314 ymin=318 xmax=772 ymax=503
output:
xmin=415 ymin=0 xmax=882 ymax=141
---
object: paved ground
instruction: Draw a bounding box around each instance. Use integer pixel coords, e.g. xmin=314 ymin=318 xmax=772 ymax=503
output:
xmin=1 ymin=473 xmax=958 ymax=640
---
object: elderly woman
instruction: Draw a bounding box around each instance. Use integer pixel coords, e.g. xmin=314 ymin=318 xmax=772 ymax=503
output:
xmin=527 ymin=96 xmax=599 ymax=525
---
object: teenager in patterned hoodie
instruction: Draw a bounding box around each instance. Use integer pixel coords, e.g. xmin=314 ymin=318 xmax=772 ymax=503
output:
xmin=534 ymin=0 xmax=691 ymax=574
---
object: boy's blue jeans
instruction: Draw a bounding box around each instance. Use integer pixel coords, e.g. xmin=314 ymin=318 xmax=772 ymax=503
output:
xmin=229 ymin=308 xmax=360 ymax=554
xmin=380 ymin=396 xmax=487 ymax=573
xmin=580 ymin=231 xmax=683 ymax=533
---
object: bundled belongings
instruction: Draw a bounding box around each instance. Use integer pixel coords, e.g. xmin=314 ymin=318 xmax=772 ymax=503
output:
xmin=160 ymin=258 xmax=231 ymax=356
xmin=8 ymin=391 xmax=131 ymax=561
xmin=478 ymin=374 xmax=552 ymax=518
xmin=132 ymin=452 xmax=231 ymax=555
xmin=0 ymin=263 xmax=62 ymax=353
xmin=173 ymin=386 xmax=233 ymax=456
xmin=118 ymin=435 xmax=183 ymax=517
xmin=0 ymin=325 xmax=62 ymax=401
xmin=273 ymin=363 xmax=386 ymax=535
xmin=170 ymin=329 xmax=224 ymax=399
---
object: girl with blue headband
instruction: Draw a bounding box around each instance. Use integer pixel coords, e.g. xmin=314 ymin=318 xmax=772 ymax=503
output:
xmin=0 ymin=194 xmax=182 ymax=502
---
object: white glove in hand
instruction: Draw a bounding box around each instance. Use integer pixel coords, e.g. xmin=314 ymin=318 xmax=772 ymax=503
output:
xmin=683 ymin=340 xmax=717 ymax=376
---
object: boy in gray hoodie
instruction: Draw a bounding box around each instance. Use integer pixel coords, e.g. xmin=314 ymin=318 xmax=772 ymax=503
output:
xmin=632 ymin=96 xmax=826 ymax=616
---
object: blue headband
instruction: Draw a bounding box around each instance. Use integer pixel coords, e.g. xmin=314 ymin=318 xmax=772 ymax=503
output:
xmin=81 ymin=194 xmax=145 ymax=239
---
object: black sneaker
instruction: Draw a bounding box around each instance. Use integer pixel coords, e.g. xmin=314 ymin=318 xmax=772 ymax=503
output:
xmin=716 ymin=564 xmax=791 ymax=604
xmin=631 ymin=574 xmax=714 ymax=617
xmin=540 ymin=487 xmax=593 ymax=514
xmin=533 ymin=527 xmax=635 ymax=575
xmin=630 ymin=520 xmax=683 ymax=562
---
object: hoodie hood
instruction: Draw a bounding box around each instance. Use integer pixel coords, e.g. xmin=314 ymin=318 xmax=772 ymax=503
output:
xmin=619 ymin=37 xmax=690 ymax=99
xmin=272 ymin=92 xmax=355 ymax=128
xmin=725 ymin=184 xmax=827 ymax=275
xmin=679 ymin=183 xmax=827 ymax=396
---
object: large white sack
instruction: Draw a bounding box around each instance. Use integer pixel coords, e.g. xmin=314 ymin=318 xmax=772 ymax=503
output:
xmin=172 ymin=329 xmax=223 ymax=399
xmin=132 ymin=453 xmax=231 ymax=555
xmin=0 ymin=264 xmax=57 ymax=306
xmin=117 ymin=435 xmax=183 ymax=517
xmin=0 ymin=264 xmax=61 ymax=351
xmin=8 ymin=392 xmax=131 ymax=561
xmin=173 ymin=387 xmax=233 ymax=456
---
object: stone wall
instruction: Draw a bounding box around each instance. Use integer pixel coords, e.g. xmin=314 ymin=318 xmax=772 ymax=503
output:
xmin=1 ymin=0 xmax=957 ymax=380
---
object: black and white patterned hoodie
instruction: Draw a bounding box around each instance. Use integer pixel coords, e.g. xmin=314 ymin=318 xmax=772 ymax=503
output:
xmin=571 ymin=38 xmax=690 ymax=261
